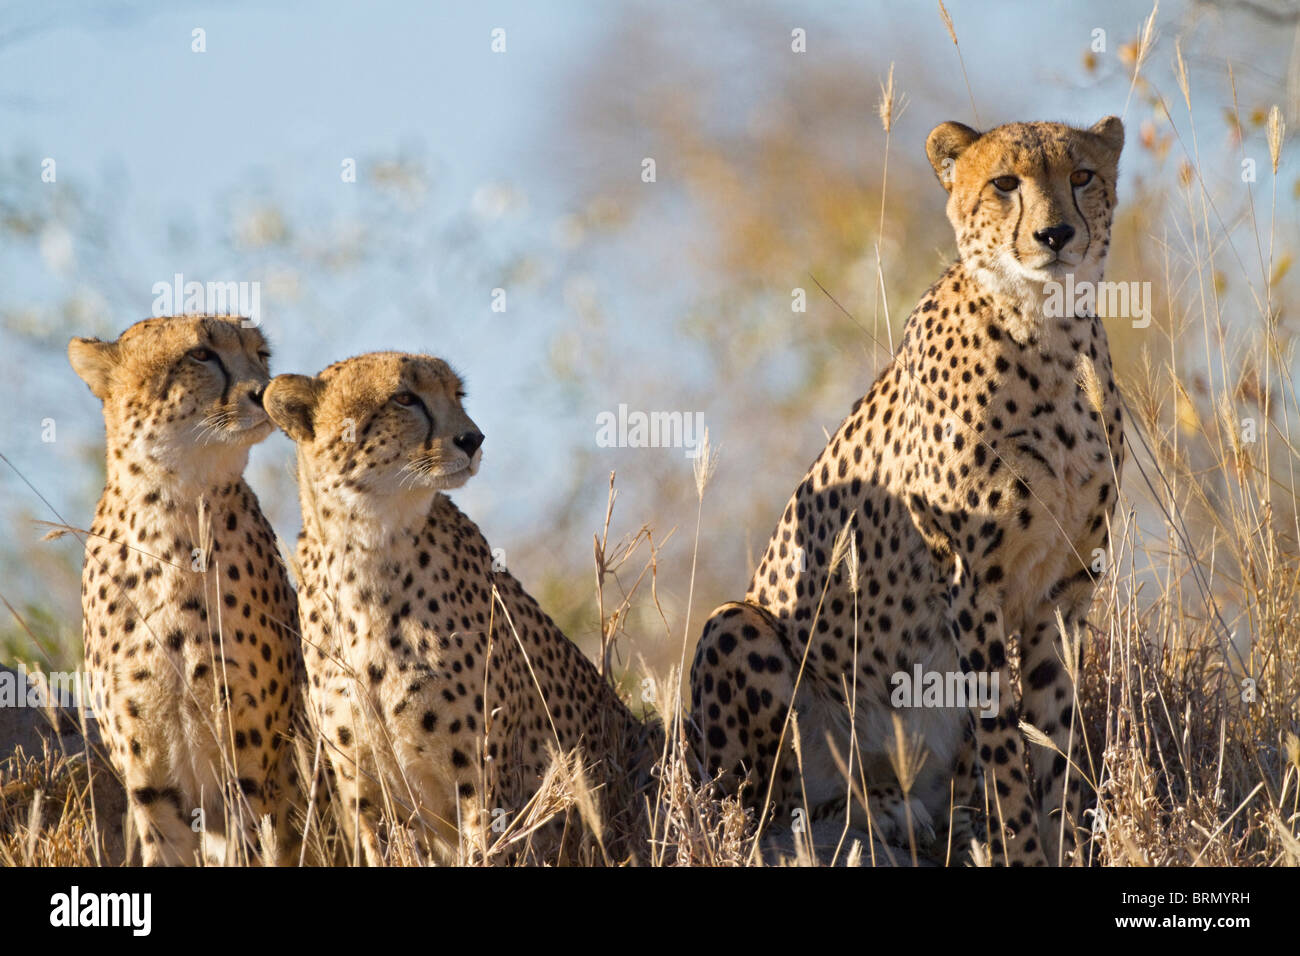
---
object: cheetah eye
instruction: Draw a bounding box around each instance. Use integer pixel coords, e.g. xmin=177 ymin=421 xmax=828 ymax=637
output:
xmin=1070 ymin=169 xmax=1094 ymax=187
xmin=991 ymin=175 xmax=1020 ymax=193
xmin=187 ymin=347 xmax=216 ymax=363
xmin=393 ymin=391 xmax=419 ymax=407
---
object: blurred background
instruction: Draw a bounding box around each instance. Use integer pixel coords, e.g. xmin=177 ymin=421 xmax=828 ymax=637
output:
xmin=1 ymin=0 xmax=1297 ymax=696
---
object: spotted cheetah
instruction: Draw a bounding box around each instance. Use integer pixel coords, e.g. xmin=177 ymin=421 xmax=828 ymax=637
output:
xmin=263 ymin=352 xmax=654 ymax=864
xmin=690 ymin=117 xmax=1127 ymax=866
xmin=69 ymin=315 xmax=305 ymax=865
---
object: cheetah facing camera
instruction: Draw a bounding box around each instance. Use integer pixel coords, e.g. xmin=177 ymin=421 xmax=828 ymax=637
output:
xmin=691 ymin=117 xmax=1127 ymax=865
xmin=263 ymin=352 xmax=654 ymax=865
xmin=69 ymin=315 xmax=305 ymax=865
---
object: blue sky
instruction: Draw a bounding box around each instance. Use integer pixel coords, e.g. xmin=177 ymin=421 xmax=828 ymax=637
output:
xmin=1 ymin=0 xmax=1295 ymax=621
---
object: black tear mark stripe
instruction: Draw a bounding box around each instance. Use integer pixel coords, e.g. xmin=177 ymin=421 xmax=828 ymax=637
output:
xmin=1011 ymin=190 xmax=1024 ymax=263
xmin=1070 ymin=189 xmax=1092 ymax=271
xmin=413 ymin=395 xmax=435 ymax=446
xmin=213 ymin=351 xmax=232 ymax=405
xmin=189 ymin=320 xmax=233 ymax=404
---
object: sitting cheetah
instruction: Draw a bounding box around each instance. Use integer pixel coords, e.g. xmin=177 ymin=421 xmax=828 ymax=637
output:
xmin=691 ymin=117 xmax=1127 ymax=865
xmin=69 ymin=315 xmax=305 ymax=865
xmin=263 ymin=352 xmax=654 ymax=864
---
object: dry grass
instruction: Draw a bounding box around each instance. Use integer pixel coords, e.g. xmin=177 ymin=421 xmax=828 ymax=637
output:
xmin=5 ymin=363 xmax=1298 ymax=866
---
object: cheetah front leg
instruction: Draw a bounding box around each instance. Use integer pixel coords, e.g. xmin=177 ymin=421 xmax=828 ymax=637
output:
xmin=944 ymin=718 xmax=982 ymax=862
xmin=1018 ymin=583 xmax=1093 ymax=865
xmin=124 ymin=780 xmax=200 ymax=866
xmin=95 ymin=681 xmax=200 ymax=865
xmin=947 ymin=566 xmax=1047 ymax=866
xmin=327 ymin=754 xmax=386 ymax=866
xmin=312 ymin=693 xmax=387 ymax=866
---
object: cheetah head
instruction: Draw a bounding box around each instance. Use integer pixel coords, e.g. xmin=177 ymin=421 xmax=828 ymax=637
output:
xmin=264 ymin=351 xmax=483 ymax=521
xmin=68 ymin=314 xmax=274 ymax=479
xmin=926 ymin=117 xmax=1124 ymax=302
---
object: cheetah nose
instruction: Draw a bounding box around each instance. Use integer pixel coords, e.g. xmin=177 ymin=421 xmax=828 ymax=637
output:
xmin=1033 ymin=223 xmax=1076 ymax=252
xmin=453 ymin=431 xmax=484 ymax=456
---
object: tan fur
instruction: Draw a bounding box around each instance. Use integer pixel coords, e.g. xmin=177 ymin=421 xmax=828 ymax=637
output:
xmin=266 ymin=352 xmax=654 ymax=864
xmin=71 ymin=315 xmax=304 ymax=865
xmin=691 ymin=118 xmax=1126 ymax=866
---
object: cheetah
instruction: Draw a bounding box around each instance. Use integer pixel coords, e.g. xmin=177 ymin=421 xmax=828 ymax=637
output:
xmin=263 ymin=352 xmax=655 ymax=864
xmin=690 ymin=117 xmax=1127 ymax=866
xmin=69 ymin=315 xmax=305 ymax=865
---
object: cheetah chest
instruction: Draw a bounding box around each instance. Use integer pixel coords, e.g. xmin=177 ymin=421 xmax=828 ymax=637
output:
xmin=986 ymin=363 xmax=1117 ymax=616
xmin=83 ymin=492 xmax=295 ymax=731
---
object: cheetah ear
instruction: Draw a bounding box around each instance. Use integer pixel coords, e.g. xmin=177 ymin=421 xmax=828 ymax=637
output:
xmin=926 ymin=122 xmax=981 ymax=192
xmin=1089 ymin=115 xmax=1125 ymax=158
xmin=68 ymin=337 xmax=120 ymax=401
xmin=264 ymin=374 xmax=324 ymax=442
